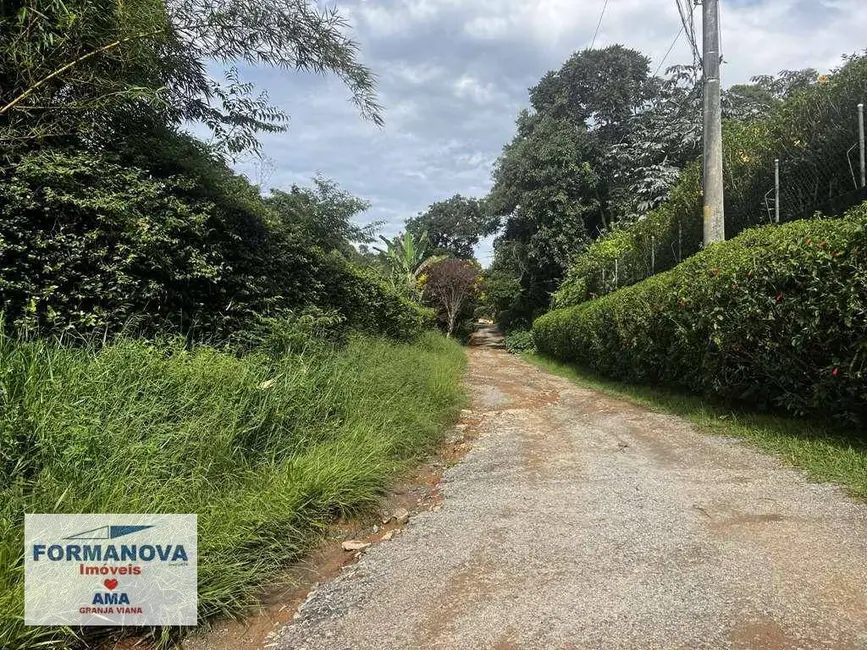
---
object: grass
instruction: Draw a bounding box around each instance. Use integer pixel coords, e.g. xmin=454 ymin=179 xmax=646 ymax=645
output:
xmin=523 ymin=352 xmax=867 ymax=499
xmin=0 ymin=331 xmax=466 ymax=649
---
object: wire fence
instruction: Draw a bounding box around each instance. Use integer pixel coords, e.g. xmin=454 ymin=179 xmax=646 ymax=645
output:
xmin=584 ymin=92 xmax=867 ymax=299
xmin=746 ymin=103 xmax=867 ymax=228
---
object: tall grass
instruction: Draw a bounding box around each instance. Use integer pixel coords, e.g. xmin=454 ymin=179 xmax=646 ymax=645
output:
xmin=0 ymin=331 xmax=466 ymax=649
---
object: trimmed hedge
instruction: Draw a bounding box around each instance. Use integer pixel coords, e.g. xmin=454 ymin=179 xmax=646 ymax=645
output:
xmin=504 ymin=330 xmax=536 ymax=354
xmin=534 ymin=202 xmax=867 ymax=422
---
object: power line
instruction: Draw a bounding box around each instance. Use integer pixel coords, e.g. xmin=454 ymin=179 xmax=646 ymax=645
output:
xmin=590 ymin=0 xmax=610 ymax=49
xmin=654 ymin=25 xmax=684 ymax=77
xmin=675 ymin=0 xmax=701 ymax=66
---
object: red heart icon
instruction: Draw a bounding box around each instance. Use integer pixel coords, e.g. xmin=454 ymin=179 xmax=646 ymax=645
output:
xmin=104 ymin=579 xmax=118 ymax=591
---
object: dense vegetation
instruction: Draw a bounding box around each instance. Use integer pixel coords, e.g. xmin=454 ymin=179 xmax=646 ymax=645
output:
xmin=554 ymin=54 xmax=867 ymax=307
xmin=406 ymin=195 xmax=495 ymax=260
xmin=0 ymin=0 xmax=425 ymax=345
xmin=534 ymin=202 xmax=867 ymax=422
xmin=482 ymin=47 xmax=703 ymax=328
xmin=481 ymin=46 xmax=867 ymax=328
xmin=1 ymin=2 xmax=474 ymax=648
xmin=0 ymin=145 xmax=431 ymax=341
xmin=3 ymin=0 xmax=864 ymax=640
xmin=0 ymin=328 xmax=465 ymax=649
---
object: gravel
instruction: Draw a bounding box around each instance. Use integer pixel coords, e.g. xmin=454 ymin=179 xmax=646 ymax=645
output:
xmin=277 ymin=345 xmax=867 ymax=650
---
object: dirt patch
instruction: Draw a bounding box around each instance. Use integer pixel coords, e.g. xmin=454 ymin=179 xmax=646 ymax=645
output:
xmin=730 ymin=618 xmax=797 ymax=650
xmin=415 ymin=529 xmax=509 ymax=644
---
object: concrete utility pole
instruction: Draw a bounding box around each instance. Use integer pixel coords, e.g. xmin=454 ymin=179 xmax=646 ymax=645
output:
xmin=858 ymin=103 xmax=865 ymax=188
xmin=702 ymin=0 xmax=725 ymax=244
xmin=774 ymin=158 xmax=780 ymax=223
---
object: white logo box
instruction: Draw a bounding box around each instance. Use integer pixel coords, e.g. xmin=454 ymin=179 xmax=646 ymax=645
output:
xmin=25 ymin=513 xmax=197 ymax=626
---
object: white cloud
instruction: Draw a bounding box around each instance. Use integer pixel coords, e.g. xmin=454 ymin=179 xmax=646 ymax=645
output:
xmin=455 ymin=0 xmax=866 ymax=84
xmin=453 ymin=74 xmax=499 ymax=104
xmin=384 ymin=61 xmax=446 ymax=85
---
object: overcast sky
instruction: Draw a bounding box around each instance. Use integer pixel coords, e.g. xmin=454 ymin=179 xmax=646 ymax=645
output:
xmin=220 ymin=0 xmax=867 ymax=265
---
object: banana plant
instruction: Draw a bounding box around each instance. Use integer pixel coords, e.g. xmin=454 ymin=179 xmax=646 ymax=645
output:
xmin=374 ymin=231 xmax=444 ymax=298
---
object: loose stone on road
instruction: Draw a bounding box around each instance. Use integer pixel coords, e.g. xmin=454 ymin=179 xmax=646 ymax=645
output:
xmin=278 ymin=327 xmax=867 ymax=649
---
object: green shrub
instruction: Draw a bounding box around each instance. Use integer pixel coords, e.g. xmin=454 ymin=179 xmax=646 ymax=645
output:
xmin=504 ymin=330 xmax=536 ymax=354
xmin=318 ymin=254 xmax=435 ymax=340
xmin=0 ymin=149 xmax=428 ymax=343
xmin=0 ymin=331 xmax=465 ymax=649
xmin=535 ymin=202 xmax=867 ymax=422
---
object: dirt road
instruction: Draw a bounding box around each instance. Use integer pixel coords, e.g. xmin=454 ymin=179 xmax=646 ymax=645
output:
xmin=277 ymin=330 xmax=867 ymax=649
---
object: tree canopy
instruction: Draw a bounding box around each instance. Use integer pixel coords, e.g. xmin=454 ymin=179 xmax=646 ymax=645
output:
xmin=406 ymin=195 xmax=495 ymax=259
xmin=266 ymin=176 xmax=379 ymax=256
xmin=485 ymin=46 xmax=662 ymax=326
xmin=481 ymin=41 xmax=824 ymax=328
xmin=1 ymin=0 xmax=382 ymax=154
xmin=0 ymin=0 xmax=442 ymax=345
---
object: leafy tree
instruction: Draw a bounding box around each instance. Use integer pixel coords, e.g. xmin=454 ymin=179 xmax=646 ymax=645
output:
xmin=723 ymin=68 xmax=819 ymax=122
xmin=752 ymin=68 xmax=819 ymax=101
xmin=406 ymin=195 xmax=495 ymax=259
xmin=606 ymin=64 xmax=702 ymax=221
xmin=421 ymin=259 xmax=481 ymax=338
xmin=265 ymin=175 xmax=379 ymax=256
xmin=486 ymin=111 xmax=601 ymax=324
xmin=529 ymin=45 xmax=654 ymax=143
xmin=483 ymin=45 xmax=660 ymax=326
xmin=479 ymin=243 xmax=526 ymax=328
xmin=1 ymin=0 xmax=381 ymax=153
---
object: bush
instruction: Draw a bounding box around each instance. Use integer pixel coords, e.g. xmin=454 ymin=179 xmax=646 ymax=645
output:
xmin=320 ymin=255 xmax=435 ymax=340
xmin=534 ymin=202 xmax=867 ymax=422
xmin=0 ymin=148 xmax=429 ymax=343
xmin=0 ymin=330 xmax=465 ymax=649
xmin=504 ymin=330 xmax=536 ymax=354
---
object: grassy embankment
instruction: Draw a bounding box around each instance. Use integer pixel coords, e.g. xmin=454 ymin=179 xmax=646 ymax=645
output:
xmin=0 ymin=331 xmax=466 ymax=649
xmin=524 ymin=353 xmax=867 ymax=499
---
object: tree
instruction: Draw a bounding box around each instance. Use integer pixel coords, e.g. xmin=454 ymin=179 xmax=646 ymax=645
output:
xmin=723 ymin=68 xmax=819 ymax=122
xmin=405 ymin=195 xmax=495 ymax=259
xmin=422 ymin=259 xmax=481 ymax=338
xmin=485 ymin=111 xmax=600 ymax=324
xmin=483 ymin=47 xmax=713 ymax=326
xmin=1 ymin=0 xmax=382 ymax=154
xmin=479 ymin=243 xmax=525 ymax=327
xmin=529 ymin=45 xmax=654 ymax=143
xmin=265 ymin=175 xmax=378 ymax=255
xmin=607 ymin=64 xmax=702 ymax=221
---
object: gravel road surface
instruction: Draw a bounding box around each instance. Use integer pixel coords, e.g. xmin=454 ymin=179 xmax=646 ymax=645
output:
xmin=277 ymin=332 xmax=867 ymax=650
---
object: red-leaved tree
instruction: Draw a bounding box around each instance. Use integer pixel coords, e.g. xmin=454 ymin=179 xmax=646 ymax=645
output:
xmin=422 ymin=259 xmax=481 ymax=337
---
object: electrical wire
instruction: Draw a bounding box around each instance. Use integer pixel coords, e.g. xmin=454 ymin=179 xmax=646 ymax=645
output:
xmin=654 ymin=24 xmax=684 ymax=77
xmin=675 ymin=0 xmax=701 ymax=66
xmin=590 ymin=0 xmax=610 ymax=49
